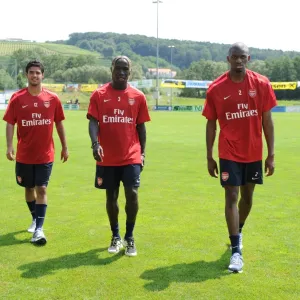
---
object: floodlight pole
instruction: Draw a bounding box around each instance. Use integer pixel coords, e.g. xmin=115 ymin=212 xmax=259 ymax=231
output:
xmin=153 ymin=0 xmax=162 ymax=107
xmin=168 ymin=45 xmax=175 ymax=108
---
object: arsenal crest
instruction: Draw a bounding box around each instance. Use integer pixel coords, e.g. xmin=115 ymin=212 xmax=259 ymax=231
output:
xmin=97 ymin=177 xmax=103 ymax=186
xmin=249 ymin=89 xmax=256 ymax=98
xmin=44 ymin=100 xmax=50 ymax=108
xmin=221 ymin=172 xmax=229 ymax=181
xmin=128 ymin=98 xmax=135 ymax=105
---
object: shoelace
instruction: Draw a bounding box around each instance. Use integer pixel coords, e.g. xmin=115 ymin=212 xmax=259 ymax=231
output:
xmin=111 ymin=238 xmax=121 ymax=246
xmin=34 ymin=229 xmax=43 ymax=237
xmin=231 ymin=254 xmax=242 ymax=265
xmin=126 ymin=239 xmax=135 ymax=248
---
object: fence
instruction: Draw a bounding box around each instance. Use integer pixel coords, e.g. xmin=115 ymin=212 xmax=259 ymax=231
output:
xmin=152 ymin=105 xmax=300 ymax=113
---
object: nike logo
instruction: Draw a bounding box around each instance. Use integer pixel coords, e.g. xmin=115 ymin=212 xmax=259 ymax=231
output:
xmin=252 ymin=177 xmax=259 ymax=180
xmin=22 ymin=105 xmax=28 ymax=108
xmin=224 ymin=95 xmax=231 ymax=100
xmin=104 ymin=99 xmax=111 ymax=102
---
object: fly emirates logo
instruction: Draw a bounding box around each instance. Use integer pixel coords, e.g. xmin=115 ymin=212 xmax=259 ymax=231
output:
xmin=22 ymin=113 xmax=51 ymax=127
xmin=225 ymin=103 xmax=258 ymax=120
xmin=103 ymin=109 xmax=133 ymax=124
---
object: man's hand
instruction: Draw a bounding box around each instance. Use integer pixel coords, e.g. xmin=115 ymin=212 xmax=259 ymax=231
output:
xmin=61 ymin=147 xmax=69 ymax=163
xmin=265 ymin=155 xmax=275 ymax=176
xmin=93 ymin=143 xmax=104 ymax=162
xmin=6 ymin=146 xmax=15 ymax=161
xmin=207 ymin=157 xmax=218 ymax=178
xmin=141 ymin=154 xmax=145 ymax=171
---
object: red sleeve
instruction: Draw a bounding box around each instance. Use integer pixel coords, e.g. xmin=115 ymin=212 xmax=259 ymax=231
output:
xmin=202 ymin=90 xmax=217 ymax=120
xmin=3 ymin=94 xmax=17 ymax=125
xmin=87 ymin=90 xmax=100 ymax=120
xmin=54 ymin=96 xmax=65 ymax=123
xmin=136 ymin=94 xmax=151 ymax=124
xmin=263 ymin=82 xmax=277 ymax=112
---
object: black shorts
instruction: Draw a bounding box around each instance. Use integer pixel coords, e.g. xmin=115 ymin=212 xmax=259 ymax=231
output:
xmin=15 ymin=162 xmax=53 ymax=188
xmin=95 ymin=164 xmax=141 ymax=189
xmin=219 ymin=159 xmax=263 ymax=186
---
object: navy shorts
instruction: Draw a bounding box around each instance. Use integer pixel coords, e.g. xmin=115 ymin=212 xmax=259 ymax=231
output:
xmin=219 ymin=159 xmax=263 ymax=186
xmin=95 ymin=164 xmax=141 ymax=189
xmin=15 ymin=162 xmax=53 ymax=188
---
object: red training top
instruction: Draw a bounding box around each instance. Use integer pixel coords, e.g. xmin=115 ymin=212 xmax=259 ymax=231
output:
xmin=3 ymin=88 xmax=65 ymax=164
xmin=87 ymin=83 xmax=151 ymax=166
xmin=202 ymin=70 xmax=277 ymax=162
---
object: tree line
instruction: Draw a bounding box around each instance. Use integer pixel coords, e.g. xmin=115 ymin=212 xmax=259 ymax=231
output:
xmin=63 ymin=32 xmax=300 ymax=69
xmin=1 ymin=31 xmax=300 ymax=99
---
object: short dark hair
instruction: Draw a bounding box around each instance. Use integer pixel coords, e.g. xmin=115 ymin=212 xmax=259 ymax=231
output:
xmin=228 ymin=42 xmax=249 ymax=56
xmin=25 ymin=60 xmax=45 ymax=74
xmin=111 ymin=56 xmax=132 ymax=71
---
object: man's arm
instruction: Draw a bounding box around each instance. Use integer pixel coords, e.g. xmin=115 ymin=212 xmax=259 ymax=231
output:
xmin=262 ymin=110 xmax=275 ymax=157
xmin=262 ymin=110 xmax=275 ymax=176
xmin=55 ymin=121 xmax=69 ymax=162
xmin=206 ymin=120 xmax=216 ymax=159
xmin=136 ymin=123 xmax=146 ymax=168
xmin=88 ymin=116 xmax=99 ymax=145
xmin=88 ymin=116 xmax=103 ymax=161
xmin=6 ymin=123 xmax=15 ymax=161
xmin=136 ymin=123 xmax=146 ymax=155
xmin=206 ymin=120 xmax=218 ymax=177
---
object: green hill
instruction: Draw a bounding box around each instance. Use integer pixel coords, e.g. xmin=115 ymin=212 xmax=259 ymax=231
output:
xmin=64 ymin=32 xmax=300 ymax=70
xmin=0 ymin=41 xmax=111 ymax=67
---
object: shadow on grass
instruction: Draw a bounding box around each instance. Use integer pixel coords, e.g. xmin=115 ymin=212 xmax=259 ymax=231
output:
xmin=140 ymin=249 xmax=231 ymax=291
xmin=18 ymin=247 xmax=122 ymax=278
xmin=0 ymin=230 xmax=28 ymax=246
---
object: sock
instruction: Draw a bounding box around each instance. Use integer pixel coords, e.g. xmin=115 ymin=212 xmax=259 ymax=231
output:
xmin=124 ymin=221 xmax=135 ymax=240
xmin=110 ymin=223 xmax=120 ymax=238
xmin=230 ymin=235 xmax=241 ymax=255
xmin=35 ymin=204 xmax=47 ymax=230
xmin=26 ymin=200 xmax=36 ymax=220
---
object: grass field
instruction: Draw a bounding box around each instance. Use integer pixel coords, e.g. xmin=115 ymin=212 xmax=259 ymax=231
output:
xmin=0 ymin=111 xmax=299 ymax=299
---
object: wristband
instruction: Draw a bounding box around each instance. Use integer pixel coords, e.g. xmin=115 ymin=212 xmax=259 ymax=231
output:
xmin=91 ymin=141 xmax=99 ymax=149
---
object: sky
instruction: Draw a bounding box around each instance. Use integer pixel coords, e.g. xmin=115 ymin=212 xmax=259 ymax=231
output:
xmin=1 ymin=0 xmax=300 ymax=52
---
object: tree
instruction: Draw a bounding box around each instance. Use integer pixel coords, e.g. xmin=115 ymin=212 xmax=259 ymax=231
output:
xmin=17 ymin=73 xmax=27 ymax=88
xmin=130 ymin=64 xmax=143 ymax=80
xmin=181 ymin=60 xmax=227 ymax=81
xmin=266 ymin=56 xmax=299 ymax=99
xmin=12 ymin=48 xmax=45 ymax=73
xmin=42 ymin=54 xmax=67 ymax=76
xmin=267 ymin=56 xmax=297 ymax=81
xmin=0 ymin=69 xmax=17 ymax=89
xmin=293 ymin=56 xmax=300 ymax=79
xmin=200 ymin=47 xmax=212 ymax=61
xmin=103 ymin=46 xmax=114 ymax=58
xmin=77 ymin=40 xmax=93 ymax=51
xmin=248 ymin=60 xmax=268 ymax=77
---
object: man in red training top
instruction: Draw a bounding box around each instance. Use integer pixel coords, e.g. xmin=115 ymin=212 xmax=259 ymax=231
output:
xmin=87 ymin=56 xmax=151 ymax=256
xmin=202 ymin=43 xmax=277 ymax=273
xmin=3 ymin=60 xmax=69 ymax=245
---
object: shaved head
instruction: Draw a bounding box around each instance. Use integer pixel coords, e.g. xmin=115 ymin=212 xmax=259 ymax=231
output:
xmin=227 ymin=42 xmax=250 ymax=80
xmin=228 ymin=42 xmax=249 ymax=56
